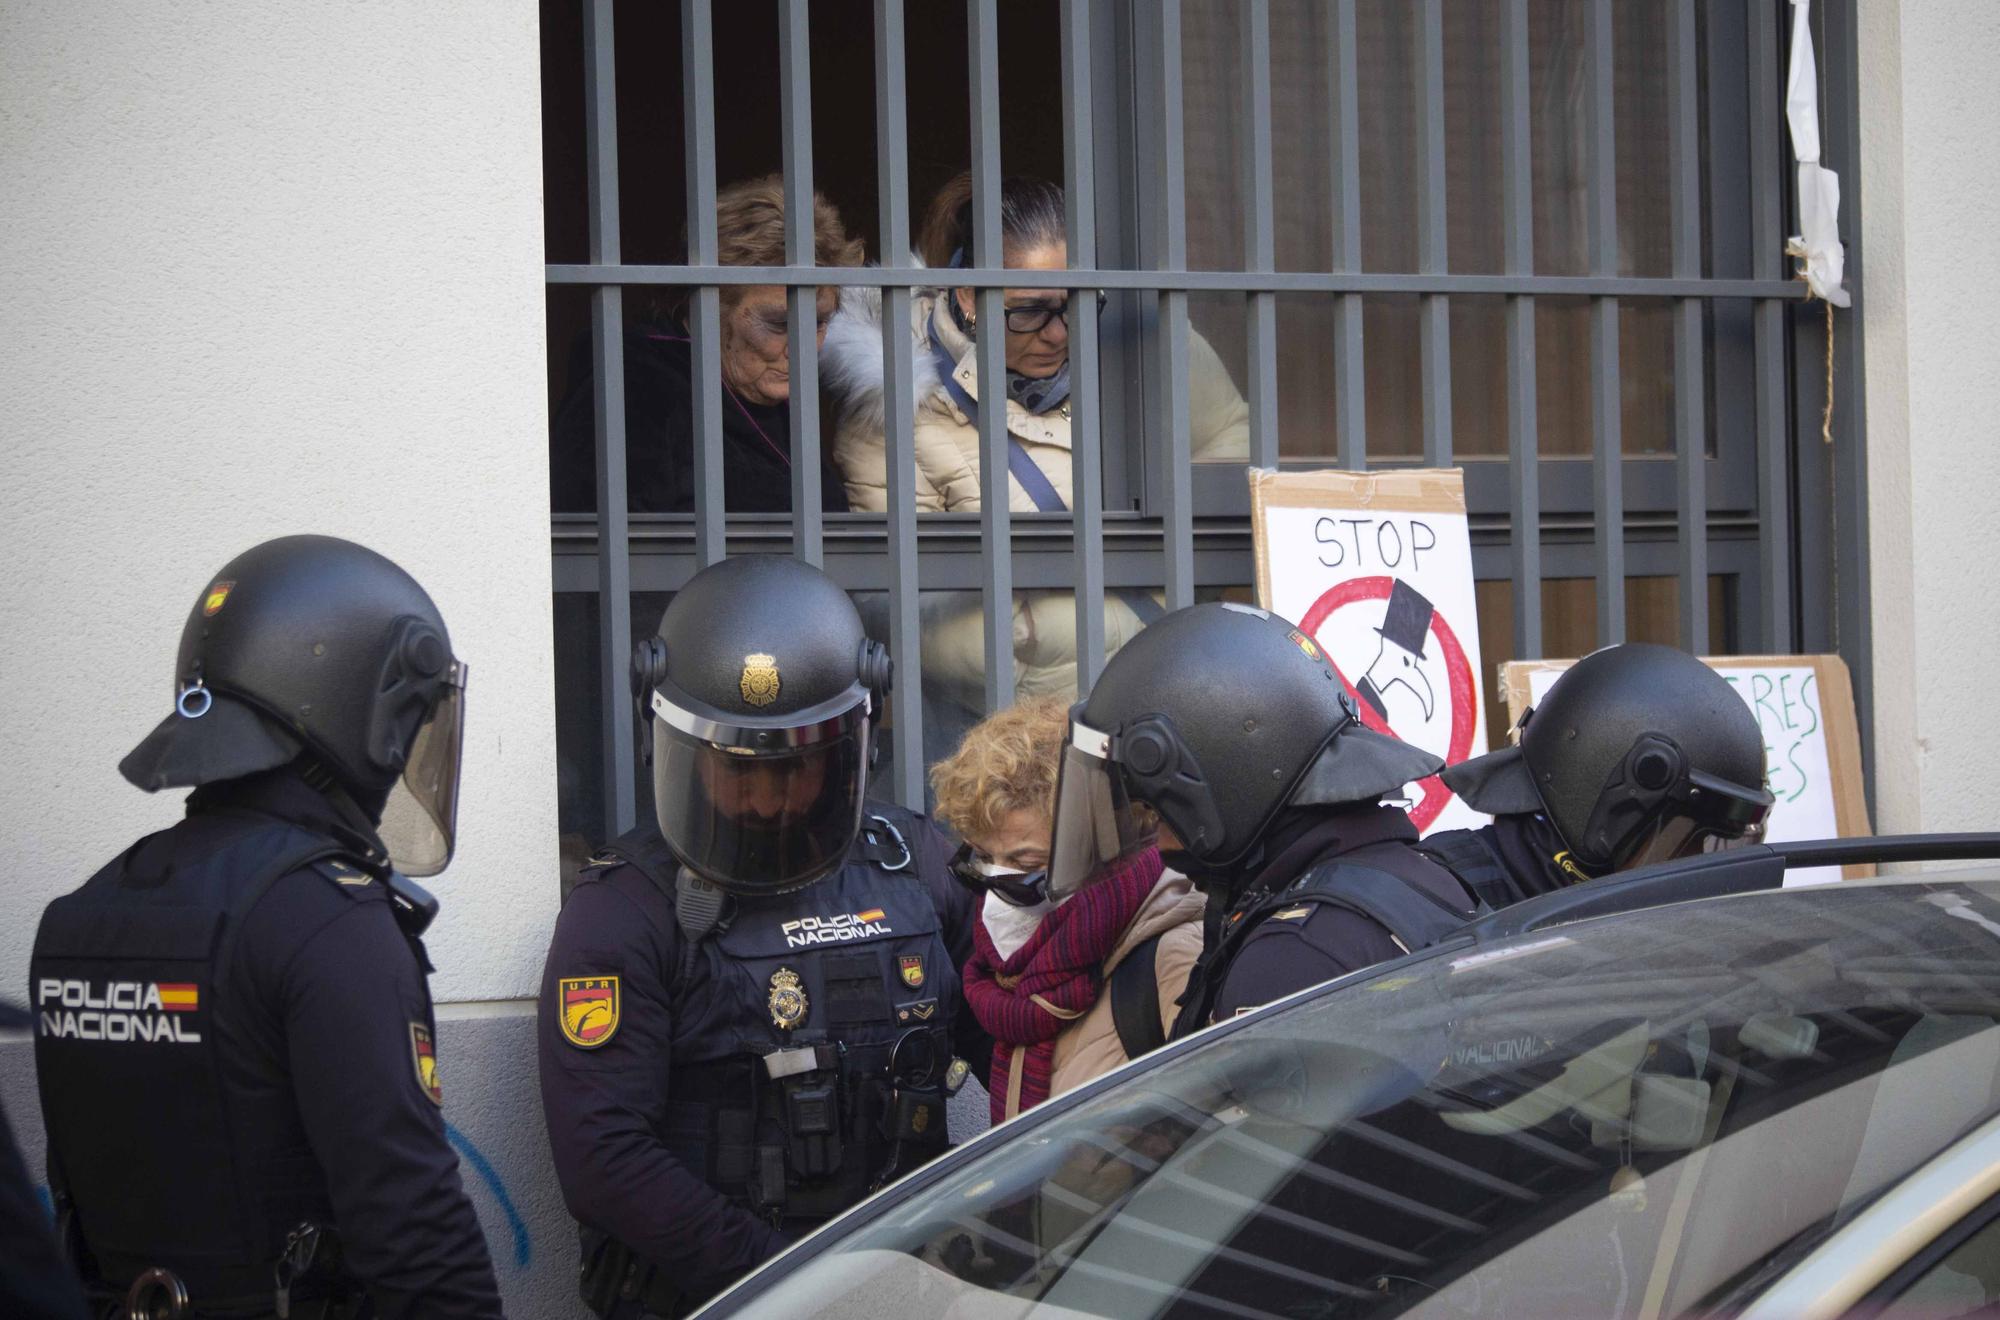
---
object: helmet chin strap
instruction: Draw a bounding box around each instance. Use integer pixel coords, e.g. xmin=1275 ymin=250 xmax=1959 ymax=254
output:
xmin=295 ymin=754 xmax=391 ymax=832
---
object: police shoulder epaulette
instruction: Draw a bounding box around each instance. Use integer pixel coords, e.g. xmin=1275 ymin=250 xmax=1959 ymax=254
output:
xmin=309 ymin=856 xmax=380 ymax=890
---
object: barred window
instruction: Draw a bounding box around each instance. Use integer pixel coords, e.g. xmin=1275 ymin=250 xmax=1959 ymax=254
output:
xmin=541 ymin=0 xmax=1862 ymax=861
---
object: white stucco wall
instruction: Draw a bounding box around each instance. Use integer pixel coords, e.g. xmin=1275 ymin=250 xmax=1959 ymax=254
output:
xmin=0 ymin=2 xmax=572 ymax=1312
xmin=1859 ymin=0 xmax=2000 ymax=834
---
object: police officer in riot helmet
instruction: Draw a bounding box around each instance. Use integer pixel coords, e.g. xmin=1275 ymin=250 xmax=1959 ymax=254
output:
xmin=30 ymin=535 xmax=501 ymax=1319
xmin=1417 ymin=642 xmax=1775 ymax=908
xmin=1047 ymin=602 xmax=1482 ymax=1038
xmin=538 ymin=555 xmax=988 ymax=1319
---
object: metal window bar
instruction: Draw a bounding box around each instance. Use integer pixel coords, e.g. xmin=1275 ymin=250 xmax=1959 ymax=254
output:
xmin=1327 ymin=0 xmax=1366 ymax=471
xmin=968 ymin=0 xmax=1013 ymax=712
xmin=1501 ymin=0 xmax=1541 ymax=661
xmin=549 ymin=266 xmax=1801 ymax=298
xmin=553 ymin=0 xmax=1842 ymax=836
xmin=779 ymin=0 xmax=822 ymax=567
xmin=1586 ymin=0 xmax=1626 ymax=645
xmin=1668 ymin=0 xmax=1708 ymax=653
xmin=584 ymin=0 xmax=635 ymax=842
xmin=1414 ymin=0 xmax=1452 ymax=468
xmin=875 ymin=0 xmax=923 ymax=808
xmin=682 ymin=0 xmax=724 ymax=569
xmin=1156 ymin=0 xmax=1193 ymax=610
xmin=1062 ymin=0 xmax=1108 ymax=689
xmin=1240 ymin=0 xmax=1278 ymax=470
xmin=1748 ymin=0 xmax=1794 ymax=653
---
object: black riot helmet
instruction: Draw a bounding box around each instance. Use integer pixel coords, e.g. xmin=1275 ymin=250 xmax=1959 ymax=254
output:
xmin=633 ymin=555 xmax=892 ymax=898
xmin=1443 ymin=643 xmax=1774 ymax=874
xmin=119 ymin=535 xmax=468 ymax=876
xmin=1046 ymin=602 xmax=1443 ymax=898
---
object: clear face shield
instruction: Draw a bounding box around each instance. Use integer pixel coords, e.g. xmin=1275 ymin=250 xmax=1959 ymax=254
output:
xmin=649 ymin=687 xmax=870 ymax=897
xmin=378 ymin=661 xmax=467 ymax=878
xmin=1046 ymin=712 xmax=1159 ymax=901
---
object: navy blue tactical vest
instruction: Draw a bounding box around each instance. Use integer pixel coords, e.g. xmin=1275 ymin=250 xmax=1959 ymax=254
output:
xmin=590 ymin=806 xmax=963 ymax=1224
xmin=30 ymin=811 xmax=374 ymax=1309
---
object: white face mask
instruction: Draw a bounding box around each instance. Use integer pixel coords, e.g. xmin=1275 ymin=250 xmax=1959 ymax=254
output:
xmin=982 ymin=888 xmax=1056 ymax=962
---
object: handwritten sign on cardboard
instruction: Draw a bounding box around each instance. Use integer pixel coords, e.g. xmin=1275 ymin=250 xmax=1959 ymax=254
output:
xmin=1501 ymin=654 xmax=1871 ymax=885
xmin=1251 ymin=467 xmax=1488 ymax=834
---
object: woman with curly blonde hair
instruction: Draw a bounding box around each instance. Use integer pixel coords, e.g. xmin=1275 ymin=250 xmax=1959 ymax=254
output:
xmin=932 ymin=696 xmax=1204 ymax=1122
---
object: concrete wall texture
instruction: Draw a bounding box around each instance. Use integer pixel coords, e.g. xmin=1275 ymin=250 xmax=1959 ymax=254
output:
xmin=1859 ymin=0 xmax=2000 ymax=836
xmin=1 ymin=1 xmax=1993 ymax=1315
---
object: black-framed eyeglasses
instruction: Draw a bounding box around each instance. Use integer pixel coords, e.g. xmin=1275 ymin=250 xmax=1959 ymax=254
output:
xmin=948 ymin=841 xmax=1052 ymax=908
xmin=1001 ymin=290 xmax=1108 ymax=336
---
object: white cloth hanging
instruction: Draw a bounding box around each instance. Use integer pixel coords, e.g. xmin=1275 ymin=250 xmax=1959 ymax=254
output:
xmin=1785 ymin=0 xmax=1851 ymax=306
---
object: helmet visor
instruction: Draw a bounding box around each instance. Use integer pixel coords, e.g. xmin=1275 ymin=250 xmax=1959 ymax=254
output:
xmin=1612 ymin=767 xmax=1775 ymax=871
xmin=1046 ymin=714 xmax=1157 ymax=901
xmin=378 ymin=661 xmax=467 ymax=877
xmin=653 ymin=714 xmax=867 ymax=897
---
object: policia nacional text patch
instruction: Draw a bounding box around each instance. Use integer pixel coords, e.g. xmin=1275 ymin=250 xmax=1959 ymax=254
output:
xmin=558 ymin=976 xmax=620 ymax=1048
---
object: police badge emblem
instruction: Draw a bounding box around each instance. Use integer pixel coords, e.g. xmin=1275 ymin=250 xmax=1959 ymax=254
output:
xmin=768 ymin=967 xmax=808 ymax=1030
xmin=740 ymin=653 xmax=781 ymax=707
xmin=558 ymin=976 xmax=620 ymax=1048
xmin=409 ymin=1023 xmax=444 ymax=1105
xmin=898 ymin=955 xmax=925 ymax=988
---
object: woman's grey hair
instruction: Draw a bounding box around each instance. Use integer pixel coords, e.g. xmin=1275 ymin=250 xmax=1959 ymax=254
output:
xmin=918 ymin=172 xmax=1066 ymax=270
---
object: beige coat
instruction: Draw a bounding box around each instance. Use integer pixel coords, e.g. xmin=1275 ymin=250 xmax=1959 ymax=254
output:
xmin=835 ymin=292 xmax=1250 ymax=512
xmin=992 ymin=871 xmax=1207 ymax=1123
xmin=825 ymin=292 xmax=1250 ymax=703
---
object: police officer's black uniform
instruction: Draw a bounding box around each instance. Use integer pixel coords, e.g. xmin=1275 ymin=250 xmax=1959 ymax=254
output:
xmin=1418 ymin=643 xmax=1775 ymax=909
xmin=1043 ymin=603 xmax=1483 ymax=1037
xmin=29 ymin=536 xmax=500 ymax=1319
xmin=538 ymin=556 xmax=987 ymax=1319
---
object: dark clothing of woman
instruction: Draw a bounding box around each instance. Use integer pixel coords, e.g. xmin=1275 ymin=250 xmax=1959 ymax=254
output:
xmin=549 ymin=324 xmax=849 ymax=515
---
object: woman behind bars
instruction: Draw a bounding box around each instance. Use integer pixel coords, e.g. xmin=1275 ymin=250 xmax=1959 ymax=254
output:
xmin=550 ymin=174 xmax=861 ymax=515
xmin=822 ymin=172 xmax=1248 ymax=708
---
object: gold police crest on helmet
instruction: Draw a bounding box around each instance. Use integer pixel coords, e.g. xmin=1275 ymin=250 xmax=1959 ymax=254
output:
xmin=740 ymin=653 xmax=781 ymax=707
xmin=768 ymin=967 xmax=808 ymax=1030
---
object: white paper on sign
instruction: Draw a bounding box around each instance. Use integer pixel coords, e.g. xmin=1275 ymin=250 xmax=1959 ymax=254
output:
xmin=1785 ymin=0 xmax=1850 ymax=306
xmin=1527 ymin=664 xmax=1842 ymax=887
xmin=1262 ymin=503 xmax=1489 ymax=835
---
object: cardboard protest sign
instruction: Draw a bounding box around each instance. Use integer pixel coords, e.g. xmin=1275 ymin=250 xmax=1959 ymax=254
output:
xmin=1251 ymin=467 xmax=1488 ymax=833
xmin=1501 ymin=654 xmax=1870 ymax=885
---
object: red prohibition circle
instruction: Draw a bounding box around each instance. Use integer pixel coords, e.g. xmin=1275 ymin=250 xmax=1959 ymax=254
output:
xmin=1299 ymin=575 xmax=1478 ymax=831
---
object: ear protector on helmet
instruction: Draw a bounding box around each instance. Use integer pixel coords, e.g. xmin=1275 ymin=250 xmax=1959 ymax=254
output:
xmin=363 ymin=616 xmax=454 ymax=778
xmin=1115 ymin=713 xmax=1229 ymax=861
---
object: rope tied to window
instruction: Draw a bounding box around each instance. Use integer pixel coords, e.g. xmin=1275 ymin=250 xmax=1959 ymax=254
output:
xmin=1784 ymin=236 xmax=1837 ymax=447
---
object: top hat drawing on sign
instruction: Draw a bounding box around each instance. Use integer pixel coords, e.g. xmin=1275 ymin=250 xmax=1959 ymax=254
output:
xmin=1357 ymin=579 xmax=1438 ymax=723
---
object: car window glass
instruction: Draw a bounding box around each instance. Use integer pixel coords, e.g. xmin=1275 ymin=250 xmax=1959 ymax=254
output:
xmin=728 ymin=880 xmax=2000 ymax=1319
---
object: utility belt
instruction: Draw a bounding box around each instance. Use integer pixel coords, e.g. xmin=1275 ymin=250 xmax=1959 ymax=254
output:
xmin=682 ymin=1033 xmax=959 ymax=1220
xmin=75 ymin=1219 xmax=360 ymax=1320
xmin=580 ymin=1034 xmax=965 ymax=1319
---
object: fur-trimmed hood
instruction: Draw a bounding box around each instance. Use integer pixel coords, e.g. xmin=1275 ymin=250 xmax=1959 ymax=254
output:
xmin=819 ymin=260 xmax=946 ymax=435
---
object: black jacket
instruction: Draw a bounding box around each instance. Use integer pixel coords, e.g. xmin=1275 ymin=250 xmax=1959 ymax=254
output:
xmin=537 ymin=810 xmax=988 ymax=1311
xmin=1176 ymin=804 xmax=1478 ymax=1032
xmin=31 ymin=769 xmax=501 ymax=1319
xmin=550 ymin=324 xmax=850 ymax=515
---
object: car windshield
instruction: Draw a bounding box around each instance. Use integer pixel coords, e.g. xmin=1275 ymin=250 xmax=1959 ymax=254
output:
xmin=715 ymin=877 xmax=2000 ymax=1319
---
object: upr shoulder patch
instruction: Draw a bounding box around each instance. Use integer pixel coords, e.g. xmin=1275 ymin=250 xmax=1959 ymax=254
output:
xmin=558 ymin=975 xmax=620 ymax=1048
xmin=410 ymin=1023 xmax=443 ymax=1105
xmin=1273 ymin=905 xmax=1313 ymax=922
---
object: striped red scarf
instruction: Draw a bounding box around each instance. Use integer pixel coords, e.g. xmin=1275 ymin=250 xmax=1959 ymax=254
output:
xmin=964 ymin=846 xmax=1164 ymax=1122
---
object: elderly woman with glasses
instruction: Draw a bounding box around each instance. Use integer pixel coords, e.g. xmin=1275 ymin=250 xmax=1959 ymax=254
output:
xmin=550 ymin=174 xmax=863 ymax=515
xmin=823 ymin=173 xmax=1248 ymax=713
xmin=930 ymin=696 xmax=1204 ymax=1124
